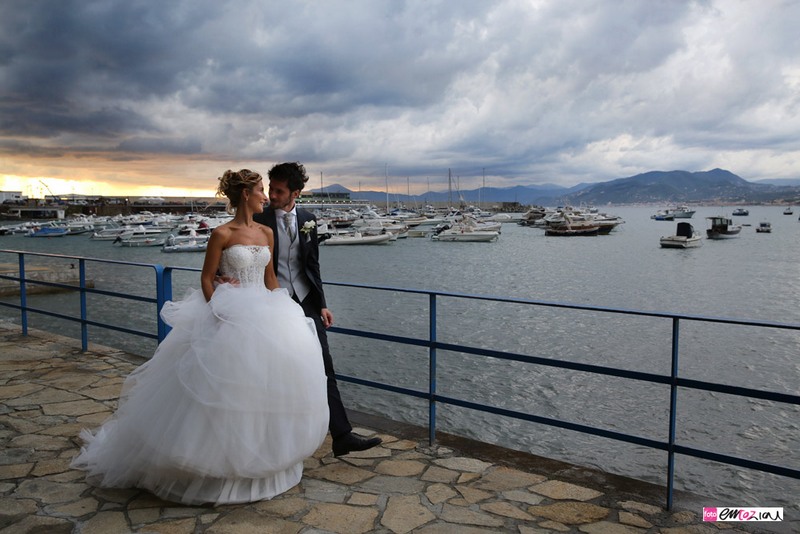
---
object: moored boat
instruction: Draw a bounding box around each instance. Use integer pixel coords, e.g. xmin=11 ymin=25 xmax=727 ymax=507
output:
xmin=431 ymin=226 xmax=500 ymax=242
xmin=732 ymin=208 xmax=749 ymax=216
xmin=651 ymin=206 xmax=694 ymax=220
xmin=90 ymin=226 xmax=131 ymax=240
xmin=671 ymin=205 xmax=695 ymax=219
xmin=62 ymin=224 xmax=95 ymax=235
xmin=755 ymin=221 xmax=772 ymax=233
xmin=26 ymin=226 xmax=69 ymax=237
xmin=660 ymin=222 xmax=702 ymax=248
xmin=544 ymin=225 xmax=599 ymax=236
xmin=431 ymin=228 xmax=500 ymax=243
xmin=321 ymin=231 xmax=393 ymax=245
xmin=706 ymin=216 xmax=741 ymax=239
xmin=543 ymin=212 xmax=600 ymax=236
xmin=161 ymin=233 xmax=209 ymax=252
xmin=406 ymin=217 xmax=447 ymax=237
xmin=161 ymin=242 xmax=207 ymax=252
xmin=114 ymin=236 xmax=166 ymax=247
xmin=651 ymin=211 xmax=674 ymax=221
xmin=91 ymin=224 xmax=169 ymax=241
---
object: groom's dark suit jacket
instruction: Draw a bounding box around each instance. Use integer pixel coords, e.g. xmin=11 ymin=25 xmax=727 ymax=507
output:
xmin=253 ymin=205 xmax=351 ymax=438
xmin=254 ymin=206 xmax=327 ymax=312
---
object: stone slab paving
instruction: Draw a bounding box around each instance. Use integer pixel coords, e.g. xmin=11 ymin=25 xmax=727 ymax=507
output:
xmin=0 ymin=322 xmax=790 ymax=534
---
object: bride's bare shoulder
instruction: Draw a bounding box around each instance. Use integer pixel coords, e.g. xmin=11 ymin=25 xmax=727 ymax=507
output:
xmin=209 ymin=223 xmax=233 ymax=239
xmin=256 ymin=223 xmax=273 ymax=237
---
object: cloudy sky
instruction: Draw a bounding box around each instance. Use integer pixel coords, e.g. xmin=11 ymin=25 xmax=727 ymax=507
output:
xmin=1 ymin=0 xmax=799 ymax=198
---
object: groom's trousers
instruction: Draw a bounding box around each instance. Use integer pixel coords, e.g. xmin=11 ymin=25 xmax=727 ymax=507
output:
xmin=296 ymin=294 xmax=353 ymax=439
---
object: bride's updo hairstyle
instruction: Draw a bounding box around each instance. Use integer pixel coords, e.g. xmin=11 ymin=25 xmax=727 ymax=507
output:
xmin=216 ymin=169 xmax=262 ymax=213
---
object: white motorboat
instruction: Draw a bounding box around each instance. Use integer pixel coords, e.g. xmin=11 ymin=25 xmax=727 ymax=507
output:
xmin=468 ymin=219 xmax=502 ymax=232
xmin=431 ymin=223 xmax=499 ymax=242
xmin=322 ymin=231 xmax=393 ymax=245
xmin=755 ymin=221 xmax=772 ymax=233
xmin=161 ymin=241 xmax=207 ymax=252
xmin=406 ymin=217 xmax=448 ymax=237
xmin=161 ymin=233 xmax=209 ymax=252
xmin=351 ymin=217 xmax=408 ymax=235
xmin=660 ymin=222 xmax=702 ymax=248
xmin=91 ymin=224 xmax=169 ymax=241
xmin=671 ymin=206 xmax=695 ymax=218
xmin=90 ymin=226 xmax=130 ymax=240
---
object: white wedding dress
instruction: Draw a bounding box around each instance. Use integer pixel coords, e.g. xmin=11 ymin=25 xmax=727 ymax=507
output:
xmin=71 ymin=245 xmax=329 ymax=505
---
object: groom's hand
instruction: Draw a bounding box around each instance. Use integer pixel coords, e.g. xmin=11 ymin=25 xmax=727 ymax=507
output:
xmin=321 ymin=308 xmax=333 ymax=328
xmin=214 ymin=274 xmax=239 ymax=287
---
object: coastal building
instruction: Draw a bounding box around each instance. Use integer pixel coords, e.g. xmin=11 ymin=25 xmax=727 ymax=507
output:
xmin=0 ymin=190 xmax=27 ymax=204
xmin=1 ymin=206 xmax=66 ymax=219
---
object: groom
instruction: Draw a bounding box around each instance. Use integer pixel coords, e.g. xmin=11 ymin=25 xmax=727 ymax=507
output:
xmin=254 ymin=162 xmax=382 ymax=457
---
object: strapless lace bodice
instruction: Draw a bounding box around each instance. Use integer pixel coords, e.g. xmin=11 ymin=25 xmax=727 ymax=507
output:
xmin=219 ymin=245 xmax=270 ymax=288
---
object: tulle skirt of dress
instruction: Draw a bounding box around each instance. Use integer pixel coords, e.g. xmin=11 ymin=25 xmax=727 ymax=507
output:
xmin=71 ymin=284 xmax=329 ymax=505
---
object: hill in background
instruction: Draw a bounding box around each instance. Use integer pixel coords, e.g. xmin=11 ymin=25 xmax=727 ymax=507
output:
xmin=313 ymin=169 xmax=800 ymax=206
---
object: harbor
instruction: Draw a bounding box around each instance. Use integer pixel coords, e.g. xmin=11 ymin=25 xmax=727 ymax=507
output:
xmin=1 ymin=204 xmax=799 ymax=523
xmin=0 ymin=322 xmax=786 ymax=533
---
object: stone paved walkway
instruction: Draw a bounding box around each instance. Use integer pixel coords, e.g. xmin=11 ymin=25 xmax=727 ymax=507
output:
xmin=0 ymin=323 xmax=788 ymax=534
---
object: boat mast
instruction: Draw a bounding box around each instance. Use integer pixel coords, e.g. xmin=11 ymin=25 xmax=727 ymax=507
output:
xmin=385 ymin=164 xmax=389 ymax=214
xmin=426 ymin=177 xmax=430 ymax=207
xmin=448 ymin=169 xmax=453 ymax=209
xmin=481 ymin=168 xmax=485 ymax=210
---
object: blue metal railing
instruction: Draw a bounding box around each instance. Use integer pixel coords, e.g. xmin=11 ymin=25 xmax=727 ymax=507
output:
xmin=2 ymin=248 xmax=799 ymax=510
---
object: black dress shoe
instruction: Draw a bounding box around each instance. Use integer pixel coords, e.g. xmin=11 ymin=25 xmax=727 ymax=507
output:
xmin=332 ymin=432 xmax=382 ymax=457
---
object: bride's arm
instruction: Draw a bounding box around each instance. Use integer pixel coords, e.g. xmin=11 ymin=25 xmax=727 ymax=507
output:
xmin=201 ymin=229 xmax=228 ymax=301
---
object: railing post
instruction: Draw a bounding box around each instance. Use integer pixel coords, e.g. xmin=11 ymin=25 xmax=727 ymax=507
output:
xmin=79 ymin=259 xmax=88 ymax=351
xmin=666 ymin=317 xmax=680 ymax=510
xmin=154 ymin=265 xmax=173 ymax=343
xmin=429 ymin=292 xmax=437 ymax=446
xmin=17 ymin=253 xmax=27 ymax=336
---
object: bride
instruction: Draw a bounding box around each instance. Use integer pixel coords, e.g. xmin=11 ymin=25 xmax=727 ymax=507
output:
xmin=71 ymin=169 xmax=329 ymax=505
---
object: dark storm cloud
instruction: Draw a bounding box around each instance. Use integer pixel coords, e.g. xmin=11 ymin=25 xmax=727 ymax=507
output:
xmin=1 ymin=0 xmax=799 ymax=192
xmin=117 ymin=136 xmax=202 ymax=154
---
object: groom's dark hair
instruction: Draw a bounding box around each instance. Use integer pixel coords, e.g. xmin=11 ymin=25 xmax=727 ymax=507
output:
xmin=268 ymin=162 xmax=309 ymax=192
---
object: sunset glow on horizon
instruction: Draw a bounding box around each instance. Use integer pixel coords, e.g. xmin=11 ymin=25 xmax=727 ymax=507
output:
xmin=1 ymin=175 xmax=219 ymax=200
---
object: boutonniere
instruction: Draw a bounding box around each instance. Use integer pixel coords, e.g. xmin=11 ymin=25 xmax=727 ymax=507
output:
xmin=300 ymin=220 xmax=316 ymax=237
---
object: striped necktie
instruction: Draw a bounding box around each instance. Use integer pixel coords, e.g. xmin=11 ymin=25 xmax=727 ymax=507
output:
xmin=283 ymin=212 xmax=295 ymax=242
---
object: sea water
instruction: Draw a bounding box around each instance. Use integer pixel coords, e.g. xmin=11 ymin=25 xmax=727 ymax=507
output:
xmin=1 ymin=205 xmax=798 ymax=512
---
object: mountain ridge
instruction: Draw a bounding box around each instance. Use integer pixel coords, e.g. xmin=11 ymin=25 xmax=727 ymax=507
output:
xmin=311 ymin=169 xmax=800 ymax=206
